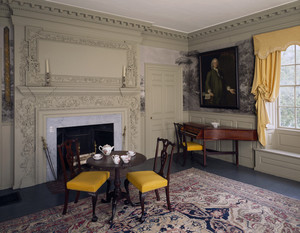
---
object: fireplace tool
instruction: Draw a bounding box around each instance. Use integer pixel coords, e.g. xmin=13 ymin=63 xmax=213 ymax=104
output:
xmin=42 ymin=137 xmax=57 ymax=180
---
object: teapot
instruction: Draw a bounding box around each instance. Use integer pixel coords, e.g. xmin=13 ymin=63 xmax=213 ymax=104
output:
xmin=99 ymin=144 xmax=114 ymax=156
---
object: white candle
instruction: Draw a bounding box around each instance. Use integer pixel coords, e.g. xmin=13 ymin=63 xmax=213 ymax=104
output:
xmin=45 ymin=59 xmax=50 ymax=73
xmin=122 ymin=65 xmax=126 ymax=77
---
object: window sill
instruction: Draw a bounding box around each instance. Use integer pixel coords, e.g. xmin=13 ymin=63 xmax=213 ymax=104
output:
xmin=255 ymin=148 xmax=300 ymax=158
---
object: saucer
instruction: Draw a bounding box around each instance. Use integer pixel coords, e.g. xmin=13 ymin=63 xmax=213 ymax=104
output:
xmin=126 ymin=152 xmax=136 ymax=156
xmin=93 ymin=154 xmax=103 ymax=160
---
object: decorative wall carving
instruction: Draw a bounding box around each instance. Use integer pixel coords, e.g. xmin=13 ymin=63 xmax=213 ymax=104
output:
xmin=13 ymin=25 xmax=140 ymax=188
xmin=24 ymin=26 xmax=137 ymax=87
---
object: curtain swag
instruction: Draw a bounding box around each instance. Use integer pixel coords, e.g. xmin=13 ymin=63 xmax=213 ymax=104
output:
xmin=254 ymin=26 xmax=300 ymax=59
xmin=251 ymin=25 xmax=300 ymax=146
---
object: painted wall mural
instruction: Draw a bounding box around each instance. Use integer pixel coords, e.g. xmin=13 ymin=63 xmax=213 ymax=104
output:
xmin=139 ymin=45 xmax=181 ymax=112
xmin=1 ymin=27 xmax=14 ymax=122
xmin=177 ymin=39 xmax=256 ymax=114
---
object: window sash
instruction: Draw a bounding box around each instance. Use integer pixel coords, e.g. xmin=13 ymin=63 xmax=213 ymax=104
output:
xmin=277 ymin=45 xmax=300 ymax=130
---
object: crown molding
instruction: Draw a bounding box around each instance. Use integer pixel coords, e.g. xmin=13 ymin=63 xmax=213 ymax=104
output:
xmin=2 ymin=0 xmax=188 ymax=41
xmin=188 ymin=1 xmax=300 ymax=40
xmin=1 ymin=0 xmax=298 ymax=44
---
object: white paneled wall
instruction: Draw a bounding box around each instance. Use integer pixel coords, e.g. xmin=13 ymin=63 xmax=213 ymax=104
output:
xmin=183 ymin=111 xmax=258 ymax=168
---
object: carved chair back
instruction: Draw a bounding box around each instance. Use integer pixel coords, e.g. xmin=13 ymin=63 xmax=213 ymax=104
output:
xmin=174 ymin=123 xmax=187 ymax=149
xmin=57 ymin=139 xmax=82 ymax=187
xmin=153 ymin=138 xmax=175 ymax=182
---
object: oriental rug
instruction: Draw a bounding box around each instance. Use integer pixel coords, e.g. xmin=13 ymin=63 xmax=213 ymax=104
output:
xmin=0 ymin=168 xmax=299 ymax=232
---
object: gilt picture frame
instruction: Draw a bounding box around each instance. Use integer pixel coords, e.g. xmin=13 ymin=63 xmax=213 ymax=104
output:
xmin=199 ymin=46 xmax=239 ymax=109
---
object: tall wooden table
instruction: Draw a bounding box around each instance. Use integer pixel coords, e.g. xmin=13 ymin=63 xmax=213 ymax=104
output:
xmin=87 ymin=151 xmax=146 ymax=223
xmin=183 ymin=122 xmax=258 ymax=166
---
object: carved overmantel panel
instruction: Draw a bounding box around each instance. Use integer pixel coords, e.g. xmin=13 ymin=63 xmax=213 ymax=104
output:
xmin=23 ymin=26 xmax=138 ymax=87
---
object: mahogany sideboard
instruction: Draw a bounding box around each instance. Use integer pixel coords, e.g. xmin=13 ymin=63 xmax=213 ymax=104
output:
xmin=183 ymin=122 xmax=258 ymax=166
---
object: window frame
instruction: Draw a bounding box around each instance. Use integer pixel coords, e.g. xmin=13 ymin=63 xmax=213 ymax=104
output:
xmin=276 ymin=45 xmax=300 ymax=131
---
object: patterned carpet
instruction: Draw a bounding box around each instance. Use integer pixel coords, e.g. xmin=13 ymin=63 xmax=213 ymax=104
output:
xmin=1 ymin=168 xmax=299 ymax=232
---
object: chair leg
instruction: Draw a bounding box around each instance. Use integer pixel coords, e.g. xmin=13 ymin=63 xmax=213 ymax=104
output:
xmin=106 ymin=179 xmax=111 ymax=201
xmin=124 ymin=179 xmax=134 ymax=206
xmin=183 ymin=149 xmax=188 ymax=167
xmin=62 ymin=189 xmax=69 ymax=215
xmin=155 ymin=189 xmax=160 ymax=201
xmin=165 ymin=186 xmax=171 ymax=211
xmin=74 ymin=191 xmax=80 ymax=203
xmin=139 ymin=192 xmax=146 ymax=222
xmin=190 ymin=151 xmax=194 ymax=162
xmin=91 ymin=193 xmax=98 ymax=222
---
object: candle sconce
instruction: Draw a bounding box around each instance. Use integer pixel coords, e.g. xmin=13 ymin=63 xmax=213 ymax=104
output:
xmin=122 ymin=65 xmax=126 ymax=88
xmin=45 ymin=59 xmax=51 ymax=86
xmin=45 ymin=72 xmax=51 ymax=86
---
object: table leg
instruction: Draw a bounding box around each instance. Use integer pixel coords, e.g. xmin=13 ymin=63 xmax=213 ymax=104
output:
xmin=109 ymin=167 xmax=121 ymax=223
xmin=203 ymin=140 xmax=207 ymax=167
xmin=235 ymin=140 xmax=239 ymax=166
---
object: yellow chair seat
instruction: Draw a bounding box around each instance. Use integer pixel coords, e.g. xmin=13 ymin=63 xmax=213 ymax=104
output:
xmin=126 ymin=171 xmax=168 ymax=193
xmin=67 ymin=171 xmax=110 ymax=193
xmin=183 ymin=142 xmax=203 ymax=151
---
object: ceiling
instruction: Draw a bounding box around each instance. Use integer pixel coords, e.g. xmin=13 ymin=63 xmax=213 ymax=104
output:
xmin=46 ymin=0 xmax=297 ymax=33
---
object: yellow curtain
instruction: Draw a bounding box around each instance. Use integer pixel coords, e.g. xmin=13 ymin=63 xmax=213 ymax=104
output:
xmin=251 ymin=25 xmax=300 ymax=146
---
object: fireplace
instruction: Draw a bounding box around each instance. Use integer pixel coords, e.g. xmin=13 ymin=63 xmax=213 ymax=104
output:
xmin=56 ymin=123 xmax=114 ymax=175
xmin=45 ymin=112 xmax=123 ymax=181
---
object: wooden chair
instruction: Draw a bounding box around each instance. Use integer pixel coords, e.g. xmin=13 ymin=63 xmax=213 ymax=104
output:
xmin=174 ymin=123 xmax=203 ymax=166
xmin=124 ymin=138 xmax=175 ymax=222
xmin=57 ymin=139 xmax=110 ymax=222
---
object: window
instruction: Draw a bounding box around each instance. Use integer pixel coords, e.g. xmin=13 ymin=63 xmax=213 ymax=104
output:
xmin=278 ymin=45 xmax=300 ymax=129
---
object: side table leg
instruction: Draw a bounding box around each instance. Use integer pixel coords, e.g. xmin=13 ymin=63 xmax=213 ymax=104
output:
xmin=235 ymin=140 xmax=239 ymax=166
xmin=109 ymin=168 xmax=121 ymax=224
xmin=203 ymin=141 xmax=207 ymax=167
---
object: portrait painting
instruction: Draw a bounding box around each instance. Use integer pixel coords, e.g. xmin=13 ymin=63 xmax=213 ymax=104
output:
xmin=199 ymin=46 xmax=239 ymax=109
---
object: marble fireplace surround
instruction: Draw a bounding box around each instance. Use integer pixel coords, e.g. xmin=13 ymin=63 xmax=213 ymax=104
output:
xmin=36 ymin=108 xmax=128 ymax=184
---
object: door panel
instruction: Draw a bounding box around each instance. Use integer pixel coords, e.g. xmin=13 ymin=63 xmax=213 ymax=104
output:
xmin=145 ymin=64 xmax=183 ymax=158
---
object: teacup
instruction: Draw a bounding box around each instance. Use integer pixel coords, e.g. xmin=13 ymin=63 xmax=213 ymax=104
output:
xmin=93 ymin=154 xmax=102 ymax=160
xmin=112 ymin=155 xmax=120 ymax=164
xmin=127 ymin=151 xmax=135 ymax=156
xmin=121 ymin=155 xmax=131 ymax=163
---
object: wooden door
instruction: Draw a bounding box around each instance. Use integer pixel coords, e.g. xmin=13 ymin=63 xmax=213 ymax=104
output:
xmin=145 ymin=64 xmax=183 ymax=158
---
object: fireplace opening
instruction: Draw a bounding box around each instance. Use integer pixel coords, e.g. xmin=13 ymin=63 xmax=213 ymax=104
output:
xmin=56 ymin=123 xmax=114 ymax=174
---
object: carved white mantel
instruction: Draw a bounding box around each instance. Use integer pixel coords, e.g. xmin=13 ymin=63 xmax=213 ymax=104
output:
xmin=14 ymin=91 xmax=140 ymax=187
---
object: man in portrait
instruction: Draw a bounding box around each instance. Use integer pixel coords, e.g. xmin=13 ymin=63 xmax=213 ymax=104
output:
xmin=205 ymin=58 xmax=236 ymax=106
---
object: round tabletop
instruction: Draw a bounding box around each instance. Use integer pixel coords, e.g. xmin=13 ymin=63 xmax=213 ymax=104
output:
xmin=86 ymin=151 xmax=147 ymax=169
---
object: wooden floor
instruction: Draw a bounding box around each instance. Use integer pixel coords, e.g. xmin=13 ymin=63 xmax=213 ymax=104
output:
xmin=1 ymin=153 xmax=300 ymax=223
